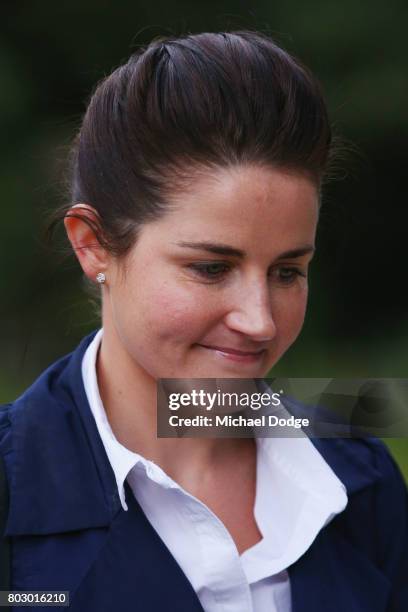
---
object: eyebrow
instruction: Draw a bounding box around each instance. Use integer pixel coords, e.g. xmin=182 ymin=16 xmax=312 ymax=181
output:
xmin=174 ymin=241 xmax=315 ymax=260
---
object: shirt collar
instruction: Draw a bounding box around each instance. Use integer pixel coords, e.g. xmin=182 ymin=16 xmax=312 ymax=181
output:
xmin=241 ymin=436 xmax=348 ymax=581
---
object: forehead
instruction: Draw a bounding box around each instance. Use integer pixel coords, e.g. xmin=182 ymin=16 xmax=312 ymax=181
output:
xmin=140 ymin=164 xmax=319 ymax=252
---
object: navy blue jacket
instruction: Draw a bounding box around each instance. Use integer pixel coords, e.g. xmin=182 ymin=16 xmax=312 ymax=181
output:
xmin=0 ymin=332 xmax=407 ymax=611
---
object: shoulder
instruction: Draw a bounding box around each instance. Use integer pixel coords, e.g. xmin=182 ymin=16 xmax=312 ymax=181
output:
xmin=317 ymin=435 xmax=408 ymax=518
xmin=0 ymin=332 xmax=98 ymax=466
xmin=334 ymin=435 xmax=407 ymax=498
xmin=0 ymin=403 xmax=11 ymax=426
xmin=0 ymin=331 xmax=118 ymax=537
xmin=365 ymin=437 xmax=407 ymax=497
xmin=325 ymin=437 xmax=408 ymax=599
xmin=354 ymin=438 xmax=408 ymax=559
xmin=0 ymin=331 xmax=96 ymax=482
xmin=0 ymin=331 xmax=97 ymax=428
xmin=0 ymin=350 xmax=76 ymax=465
xmin=0 ymin=403 xmax=12 ymax=464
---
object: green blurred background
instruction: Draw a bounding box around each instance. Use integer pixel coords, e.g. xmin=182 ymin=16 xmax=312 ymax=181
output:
xmin=1 ymin=1 xmax=407 ymax=478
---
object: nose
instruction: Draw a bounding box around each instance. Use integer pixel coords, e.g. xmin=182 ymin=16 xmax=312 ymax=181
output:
xmin=224 ymin=282 xmax=277 ymax=342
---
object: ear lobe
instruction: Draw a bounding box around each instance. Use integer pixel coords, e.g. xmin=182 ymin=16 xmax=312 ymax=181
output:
xmin=64 ymin=204 xmax=108 ymax=282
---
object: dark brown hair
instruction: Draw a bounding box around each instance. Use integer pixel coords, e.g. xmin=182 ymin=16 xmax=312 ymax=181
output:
xmin=51 ymin=30 xmax=333 ymax=257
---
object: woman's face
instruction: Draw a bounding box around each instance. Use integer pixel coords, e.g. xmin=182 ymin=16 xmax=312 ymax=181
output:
xmin=105 ymin=164 xmax=319 ymax=379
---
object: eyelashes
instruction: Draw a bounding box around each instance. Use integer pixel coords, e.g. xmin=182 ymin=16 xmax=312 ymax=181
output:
xmin=186 ymin=262 xmax=307 ymax=285
xmin=188 ymin=262 xmax=230 ymax=279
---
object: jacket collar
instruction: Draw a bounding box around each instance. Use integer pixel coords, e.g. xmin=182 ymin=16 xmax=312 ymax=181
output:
xmin=4 ymin=332 xmax=383 ymax=536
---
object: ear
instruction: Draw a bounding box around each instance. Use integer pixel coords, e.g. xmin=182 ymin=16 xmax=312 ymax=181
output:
xmin=64 ymin=204 xmax=108 ymax=283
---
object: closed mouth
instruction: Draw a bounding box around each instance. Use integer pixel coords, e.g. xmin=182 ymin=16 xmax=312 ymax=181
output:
xmin=198 ymin=344 xmax=265 ymax=356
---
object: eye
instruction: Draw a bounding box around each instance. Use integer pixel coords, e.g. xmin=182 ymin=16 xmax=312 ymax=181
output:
xmin=270 ymin=267 xmax=306 ymax=285
xmin=187 ymin=262 xmax=231 ymax=281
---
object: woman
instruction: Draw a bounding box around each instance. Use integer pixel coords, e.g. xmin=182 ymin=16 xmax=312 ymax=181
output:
xmin=0 ymin=31 xmax=407 ymax=611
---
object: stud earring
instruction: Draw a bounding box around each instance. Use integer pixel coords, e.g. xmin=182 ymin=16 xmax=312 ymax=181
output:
xmin=96 ymin=272 xmax=106 ymax=284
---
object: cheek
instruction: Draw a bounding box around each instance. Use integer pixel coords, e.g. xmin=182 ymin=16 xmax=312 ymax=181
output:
xmin=138 ymin=281 xmax=217 ymax=342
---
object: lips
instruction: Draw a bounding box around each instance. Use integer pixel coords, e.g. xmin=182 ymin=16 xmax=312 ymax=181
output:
xmin=198 ymin=344 xmax=265 ymax=356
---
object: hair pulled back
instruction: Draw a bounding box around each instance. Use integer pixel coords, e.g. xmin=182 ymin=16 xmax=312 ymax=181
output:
xmin=55 ymin=30 xmax=333 ymax=257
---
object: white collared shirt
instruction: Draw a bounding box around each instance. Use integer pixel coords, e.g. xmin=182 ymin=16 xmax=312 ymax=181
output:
xmin=82 ymin=329 xmax=348 ymax=612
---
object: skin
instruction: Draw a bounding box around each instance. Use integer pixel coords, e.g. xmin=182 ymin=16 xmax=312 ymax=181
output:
xmin=65 ymin=164 xmax=319 ymax=552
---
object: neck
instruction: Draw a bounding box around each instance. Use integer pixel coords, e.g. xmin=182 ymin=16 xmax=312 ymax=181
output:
xmin=96 ymin=319 xmax=252 ymax=487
